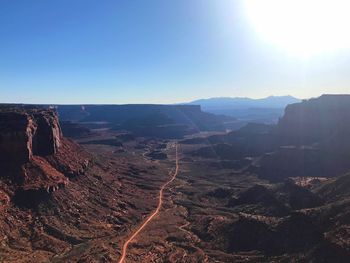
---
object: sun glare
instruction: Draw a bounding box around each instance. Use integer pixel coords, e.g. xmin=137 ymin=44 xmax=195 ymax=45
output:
xmin=244 ymin=0 xmax=350 ymax=57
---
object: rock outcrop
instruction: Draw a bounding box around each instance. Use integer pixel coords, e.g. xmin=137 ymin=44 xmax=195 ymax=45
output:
xmin=32 ymin=110 xmax=62 ymax=156
xmin=0 ymin=111 xmax=36 ymax=165
xmin=256 ymin=95 xmax=350 ymax=181
xmin=277 ymin=94 xmax=350 ymax=145
xmin=0 ymin=107 xmax=90 ymax=207
xmin=0 ymin=109 xmax=61 ymax=166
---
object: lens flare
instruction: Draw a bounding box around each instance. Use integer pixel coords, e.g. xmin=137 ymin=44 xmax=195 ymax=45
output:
xmin=244 ymin=0 xmax=350 ymax=57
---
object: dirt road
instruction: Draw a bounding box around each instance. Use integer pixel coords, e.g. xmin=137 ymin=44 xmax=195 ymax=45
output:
xmin=118 ymin=143 xmax=179 ymax=263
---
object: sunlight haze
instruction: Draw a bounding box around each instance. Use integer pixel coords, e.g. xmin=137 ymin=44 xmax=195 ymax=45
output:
xmin=1 ymin=0 xmax=349 ymax=104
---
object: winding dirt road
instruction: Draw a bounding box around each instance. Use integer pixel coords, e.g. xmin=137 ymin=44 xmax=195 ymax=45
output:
xmin=118 ymin=143 xmax=179 ymax=263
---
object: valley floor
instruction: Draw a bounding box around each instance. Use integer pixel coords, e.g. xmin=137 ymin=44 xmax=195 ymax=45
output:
xmin=1 ymin=131 xmax=349 ymax=262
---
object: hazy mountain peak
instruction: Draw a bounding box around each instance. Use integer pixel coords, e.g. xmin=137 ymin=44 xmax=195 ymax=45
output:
xmin=185 ymin=95 xmax=301 ymax=124
xmin=189 ymin=95 xmax=300 ymax=106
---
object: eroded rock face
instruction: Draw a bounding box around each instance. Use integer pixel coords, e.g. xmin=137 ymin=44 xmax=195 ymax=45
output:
xmin=0 ymin=112 xmax=35 ymax=164
xmin=32 ymin=110 xmax=62 ymax=156
xmin=0 ymin=109 xmax=62 ymax=165
xmin=0 ymin=190 xmax=10 ymax=210
xmin=0 ymin=108 xmax=90 ymax=208
xmin=255 ymin=95 xmax=350 ymax=181
xmin=278 ymin=94 xmax=350 ymax=145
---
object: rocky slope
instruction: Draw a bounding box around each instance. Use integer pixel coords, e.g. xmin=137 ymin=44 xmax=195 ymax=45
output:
xmin=0 ymin=107 xmax=182 ymax=262
xmin=0 ymin=108 xmax=90 ymax=208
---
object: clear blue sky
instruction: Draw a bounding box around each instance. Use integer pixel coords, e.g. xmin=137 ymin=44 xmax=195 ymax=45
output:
xmin=1 ymin=0 xmax=349 ymax=104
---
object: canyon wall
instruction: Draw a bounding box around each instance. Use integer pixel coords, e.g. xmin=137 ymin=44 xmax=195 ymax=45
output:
xmin=277 ymin=94 xmax=350 ymax=145
xmin=0 ymin=109 xmax=62 ymax=165
xmin=258 ymin=95 xmax=350 ymax=181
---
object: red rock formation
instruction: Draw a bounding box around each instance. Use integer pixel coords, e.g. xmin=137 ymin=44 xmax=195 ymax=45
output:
xmin=0 ymin=190 xmax=10 ymax=210
xmin=31 ymin=110 xmax=62 ymax=156
xmin=0 ymin=112 xmax=35 ymax=164
xmin=0 ymin=108 xmax=90 ymax=207
xmin=0 ymin=109 xmax=62 ymax=165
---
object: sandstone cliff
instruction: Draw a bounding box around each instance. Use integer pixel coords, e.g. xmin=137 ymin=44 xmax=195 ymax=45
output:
xmin=0 ymin=108 xmax=90 ymax=208
xmin=277 ymin=94 xmax=350 ymax=145
xmin=258 ymin=95 xmax=350 ymax=181
xmin=0 ymin=109 xmax=62 ymax=165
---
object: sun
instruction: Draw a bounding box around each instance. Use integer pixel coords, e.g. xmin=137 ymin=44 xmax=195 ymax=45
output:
xmin=243 ymin=0 xmax=350 ymax=57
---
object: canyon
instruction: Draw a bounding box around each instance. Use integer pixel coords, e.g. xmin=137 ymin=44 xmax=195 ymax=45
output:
xmin=0 ymin=95 xmax=350 ymax=262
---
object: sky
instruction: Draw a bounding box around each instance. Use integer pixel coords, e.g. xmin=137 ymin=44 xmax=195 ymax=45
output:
xmin=1 ymin=0 xmax=350 ymax=104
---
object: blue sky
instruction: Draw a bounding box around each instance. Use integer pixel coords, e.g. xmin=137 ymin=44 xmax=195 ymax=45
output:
xmin=1 ymin=0 xmax=350 ymax=104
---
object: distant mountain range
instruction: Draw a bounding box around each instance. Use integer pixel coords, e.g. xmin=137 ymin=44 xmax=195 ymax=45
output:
xmin=189 ymin=96 xmax=301 ymax=110
xmin=186 ymin=96 xmax=301 ymax=124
